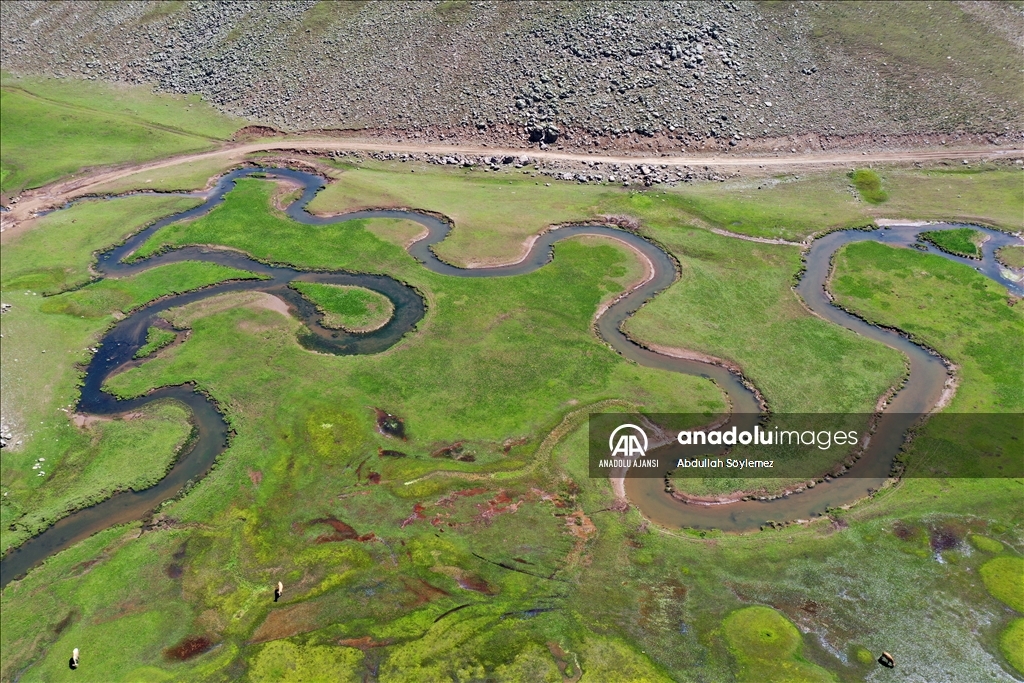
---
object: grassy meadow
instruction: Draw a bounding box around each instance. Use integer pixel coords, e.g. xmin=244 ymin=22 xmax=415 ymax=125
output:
xmin=996 ymin=245 xmax=1024 ymax=270
xmin=0 ymin=73 xmax=242 ymax=197
xmin=290 ymin=283 xmax=395 ymax=332
xmin=1 ymin=197 xmax=263 ymax=552
xmin=832 ymin=241 xmax=1023 ymax=414
xmin=919 ymin=227 xmax=983 ymax=258
xmin=1 ymin=159 xmax=1021 ymax=681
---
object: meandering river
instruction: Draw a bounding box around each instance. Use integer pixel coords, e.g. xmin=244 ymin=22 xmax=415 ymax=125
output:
xmin=2 ymin=167 xmax=1020 ymax=587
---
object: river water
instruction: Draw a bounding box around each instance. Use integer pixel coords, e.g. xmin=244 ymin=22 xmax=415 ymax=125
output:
xmin=2 ymin=168 xmax=1020 ymax=587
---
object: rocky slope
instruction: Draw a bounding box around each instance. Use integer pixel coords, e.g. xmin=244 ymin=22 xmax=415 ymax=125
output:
xmin=2 ymin=1 xmax=1021 ymax=149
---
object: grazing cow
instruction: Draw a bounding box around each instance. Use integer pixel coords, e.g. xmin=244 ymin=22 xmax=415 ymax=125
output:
xmin=274 ymin=581 xmax=283 ymax=602
xmin=877 ymin=651 xmax=895 ymax=668
xmin=69 ymin=647 xmax=79 ymax=670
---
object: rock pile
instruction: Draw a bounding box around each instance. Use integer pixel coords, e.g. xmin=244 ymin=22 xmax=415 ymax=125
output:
xmin=322 ymin=148 xmax=730 ymax=185
xmin=2 ymin=2 xmax=1020 ymax=148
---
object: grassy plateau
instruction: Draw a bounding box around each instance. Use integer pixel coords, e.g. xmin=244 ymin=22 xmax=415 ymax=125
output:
xmin=0 ymin=73 xmax=242 ymax=197
xmin=1 ymin=158 xmax=1021 ymax=682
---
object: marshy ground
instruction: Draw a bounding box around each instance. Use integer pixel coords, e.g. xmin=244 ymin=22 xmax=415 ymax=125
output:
xmin=1 ymin=154 xmax=1021 ymax=682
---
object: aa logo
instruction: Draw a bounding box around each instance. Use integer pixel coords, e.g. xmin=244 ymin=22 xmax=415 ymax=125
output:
xmin=608 ymin=424 xmax=648 ymax=458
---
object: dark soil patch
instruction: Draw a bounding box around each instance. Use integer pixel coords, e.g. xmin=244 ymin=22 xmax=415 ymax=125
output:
xmin=165 ymin=563 xmax=184 ymax=579
xmin=929 ymin=522 xmax=964 ymax=551
xmin=502 ymin=437 xmax=528 ymax=454
xmin=374 ymin=408 xmax=406 ymax=439
xmin=429 ymin=442 xmax=476 ymax=462
xmin=431 ymin=442 xmax=464 ymax=458
xmin=164 ymin=636 xmax=212 ymax=661
xmin=367 ymin=472 xmax=381 ymax=484
xmin=378 ymin=448 xmax=407 ymax=458
xmin=892 ymin=520 xmax=920 ymax=541
xmin=53 ymin=611 xmax=77 ymax=635
xmin=800 ymin=600 xmax=820 ymax=615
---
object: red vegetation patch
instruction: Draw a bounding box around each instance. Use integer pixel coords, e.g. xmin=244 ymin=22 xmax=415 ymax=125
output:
xmin=400 ymin=503 xmax=427 ymax=529
xmin=164 ymin=636 xmax=212 ymax=661
xmin=436 ymin=487 xmax=488 ymax=507
xmin=251 ymin=602 xmax=320 ymax=643
xmin=338 ymin=635 xmax=394 ymax=650
xmin=247 ymin=468 xmax=263 ymax=487
xmin=306 ymin=516 xmax=377 ymax=543
xmin=455 ymin=573 xmax=496 ymax=595
xmin=367 ymin=472 xmax=381 ymax=484
xmin=401 ymin=577 xmax=449 ymax=607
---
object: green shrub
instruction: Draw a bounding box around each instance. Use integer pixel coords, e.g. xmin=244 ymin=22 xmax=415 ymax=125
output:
xmin=849 ymin=169 xmax=888 ymax=204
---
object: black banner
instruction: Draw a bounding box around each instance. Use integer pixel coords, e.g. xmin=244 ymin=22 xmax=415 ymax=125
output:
xmin=587 ymin=413 xmax=1024 ymax=479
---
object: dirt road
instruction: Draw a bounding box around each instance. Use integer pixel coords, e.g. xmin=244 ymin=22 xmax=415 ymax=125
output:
xmin=3 ymin=137 xmax=1022 ymax=235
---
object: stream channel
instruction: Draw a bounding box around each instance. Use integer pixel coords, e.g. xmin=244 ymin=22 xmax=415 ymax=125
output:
xmin=2 ymin=167 xmax=1020 ymax=587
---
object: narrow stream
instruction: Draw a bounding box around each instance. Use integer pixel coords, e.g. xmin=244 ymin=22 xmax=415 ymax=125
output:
xmin=2 ymin=167 xmax=1019 ymax=587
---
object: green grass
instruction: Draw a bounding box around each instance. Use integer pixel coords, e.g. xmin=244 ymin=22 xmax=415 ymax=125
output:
xmin=832 ymin=241 xmax=1024 ymax=413
xmin=290 ymin=282 xmax=394 ymax=332
xmin=625 ymin=227 xmax=904 ymax=414
xmin=39 ymin=261 xmax=263 ymax=319
xmin=662 ymin=173 xmax=870 ymax=240
xmin=980 ymin=557 xmax=1024 ymax=612
xmin=0 ymin=199 xmax=267 ymax=554
xmin=3 ymin=163 xmax=1022 ymax=681
xmin=879 ymin=166 xmax=1024 ymax=230
xmin=90 ymin=156 xmax=240 ymax=195
xmin=115 ymin=219 xmax=723 ymax=453
xmin=796 ymin=2 xmax=1022 ymax=122
xmin=722 ymin=606 xmax=833 ymax=682
xmin=3 ymin=402 xmax=192 ymax=550
xmin=1 ymin=196 xmax=210 ymax=552
xmin=849 ymin=169 xmax=888 ymax=204
xmin=920 ymin=227 xmax=983 ymax=258
xmin=1 ymin=195 xmax=204 ymax=294
xmin=1001 ymin=619 xmax=1024 ymax=675
xmin=135 ymin=326 xmax=178 ymax=359
xmin=250 ymin=641 xmax=363 ymax=682
xmin=134 ymin=179 xmax=424 ymax=275
xmin=969 ymin=535 xmax=1005 ymax=554
xmin=620 ymin=226 xmax=905 ymax=495
xmin=996 ymin=245 xmax=1024 ymax=270
xmin=832 ymin=242 xmax=1023 ymax=480
xmin=309 ymin=161 xmax=610 ymax=267
xmin=0 ymin=74 xmax=242 ymax=196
